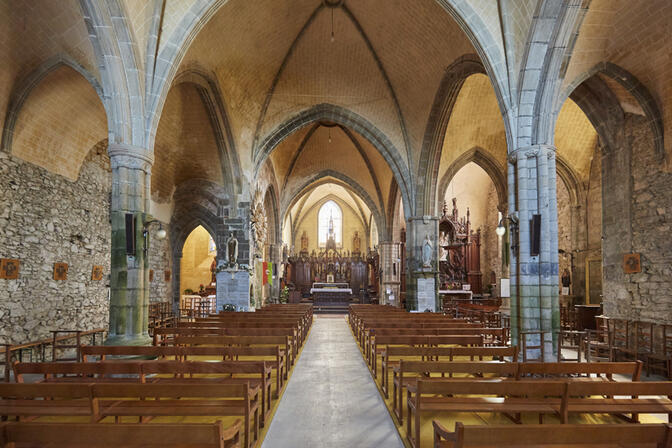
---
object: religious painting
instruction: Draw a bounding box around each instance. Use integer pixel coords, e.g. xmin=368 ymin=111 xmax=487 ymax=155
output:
xmin=623 ymin=253 xmax=641 ymax=274
xmin=91 ymin=265 xmax=103 ymax=281
xmin=164 ymin=270 xmax=171 ymax=282
xmin=0 ymin=258 xmax=20 ymax=279
xmin=53 ymin=263 xmax=68 ymax=280
xmin=149 ymin=269 xmax=154 ymax=282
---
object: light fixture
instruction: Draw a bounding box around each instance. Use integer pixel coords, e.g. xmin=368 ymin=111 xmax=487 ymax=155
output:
xmin=328 ymin=128 xmax=332 ymax=144
xmin=495 ymin=218 xmax=506 ymax=237
xmin=156 ymin=227 xmax=167 ymax=240
xmin=142 ymin=219 xmax=167 ymax=255
xmin=330 ymin=7 xmax=335 ymax=42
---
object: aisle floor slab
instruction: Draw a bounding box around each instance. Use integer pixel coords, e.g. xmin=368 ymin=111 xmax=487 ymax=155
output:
xmin=261 ymin=315 xmax=404 ymax=448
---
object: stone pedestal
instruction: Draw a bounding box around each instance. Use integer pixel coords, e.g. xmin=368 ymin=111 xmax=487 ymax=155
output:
xmin=217 ymin=270 xmax=251 ymax=311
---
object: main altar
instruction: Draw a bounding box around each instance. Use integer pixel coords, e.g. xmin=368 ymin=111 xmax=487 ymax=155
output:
xmin=284 ymin=214 xmax=378 ymax=303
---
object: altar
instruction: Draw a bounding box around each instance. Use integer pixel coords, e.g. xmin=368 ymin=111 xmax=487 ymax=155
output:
xmin=310 ymin=282 xmax=352 ymax=303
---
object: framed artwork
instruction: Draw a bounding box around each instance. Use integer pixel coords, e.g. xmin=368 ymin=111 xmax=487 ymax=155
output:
xmin=91 ymin=265 xmax=104 ymax=281
xmin=149 ymin=269 xmax=154 ymax=282
xmin=0 ymin=258 xmax=20 ymax=279
xmin=53 ymin=263 xmax=69 ymax=280
xmin=623 ymin=253 xmax=641 ymax=274
xmin=164 ymin=270 xmax=171 ymax=282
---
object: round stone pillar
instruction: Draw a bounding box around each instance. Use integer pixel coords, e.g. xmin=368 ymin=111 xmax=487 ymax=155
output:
xmin=507 ymin=145 xmax=559 ymax=361
xmin=107 ymin=144 xmax=153 ymax=345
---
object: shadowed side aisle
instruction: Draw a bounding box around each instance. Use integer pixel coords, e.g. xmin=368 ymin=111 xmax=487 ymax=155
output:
xmin=261 ymin=315 xmax=404 ymax=448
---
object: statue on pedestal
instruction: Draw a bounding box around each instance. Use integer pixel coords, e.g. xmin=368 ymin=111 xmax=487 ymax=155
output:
xmin=227 ymin=232 xmax=238 ymax=268
xmin=301 ymin=231 xmax=309 ymax=253
xmin=352 ymin=231 xmax=361 ymax=253
xmin=422 ymin=234 xmax=433 ymax=269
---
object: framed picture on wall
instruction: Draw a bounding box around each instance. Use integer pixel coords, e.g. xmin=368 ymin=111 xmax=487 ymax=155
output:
xmin=91 ymin=265 xmax=104 ymax=281
xmin=0 ymin=258 xmax=20 ymax=279
xmin=53 ymin=263 xmax=68 ymax=281
xmin=164 ymin=270 xmax=171 ymax=282
xmin=149 ymin=269 xmax=154 ymax=282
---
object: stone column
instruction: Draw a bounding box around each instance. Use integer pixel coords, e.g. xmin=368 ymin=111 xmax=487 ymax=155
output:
xmin=379 ymin=241 xmax=401 ymax=306
xmin=405 ymin=216 xmax=440 ymax=312
xmin=508 ymin=145 xmax=559 ymax=361
xmin=107 ymin=144 xmax=153 ymax=345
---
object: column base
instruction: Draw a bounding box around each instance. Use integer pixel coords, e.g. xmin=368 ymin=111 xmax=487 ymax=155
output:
xmin=104 ymin=334 xmax=152 ymax=346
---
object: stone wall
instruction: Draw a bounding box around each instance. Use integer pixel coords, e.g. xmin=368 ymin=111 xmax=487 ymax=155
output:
xmin=147 ymin=221 xmax=172 ymax=303
xmin=603 ymin=114 xmax=672 ymax=323
xmin=0 ymin=143 xmax=111 ymax=344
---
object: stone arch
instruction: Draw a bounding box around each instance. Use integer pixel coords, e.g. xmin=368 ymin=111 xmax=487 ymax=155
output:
xmin=145 ymin=0 xmax=512 ymax=165
xmin=171 ymin=69 xmax=243 ymax=197
xmin=255 ymin=103 xmax=413 ymax=220
xmin=263 ymin=184 xmax=281 ymax=245
xmin=417 ymin=55 xmax=500 ymax=215
xmin=555 ymin=155 xmax=585 ymax=207
xmin=560 ymin=62 xmax=664 ymax=160
xmin=437 ymin=147 xmax=507 ymax=212
xmin=1 ymin=55 xmax=105 ymax=154
xmin=281 ymin=170 xmax=387 ymax=242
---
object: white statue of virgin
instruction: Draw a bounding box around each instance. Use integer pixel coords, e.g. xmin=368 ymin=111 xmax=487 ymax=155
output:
xmin=422 ymin=234 xmax=433 ymax=268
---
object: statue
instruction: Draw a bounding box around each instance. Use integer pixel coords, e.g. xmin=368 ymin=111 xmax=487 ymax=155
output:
xmin=352 ymin=231 xmax=361 ymax=253
xmin=422 ymin=234 xmax=433 ymax=268
xmin=227 ymin=232 xmax=238 ymax=267
xmin=301 ymin=231 xmax=309 ymax=252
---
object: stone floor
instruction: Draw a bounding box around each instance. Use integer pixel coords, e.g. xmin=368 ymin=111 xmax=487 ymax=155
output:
xmin=261 ymin=315 xmax=404 ymax=448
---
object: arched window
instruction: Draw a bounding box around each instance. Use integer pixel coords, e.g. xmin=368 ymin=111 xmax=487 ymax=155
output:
xmin=318 ymin=200 xmax=342 ymax=247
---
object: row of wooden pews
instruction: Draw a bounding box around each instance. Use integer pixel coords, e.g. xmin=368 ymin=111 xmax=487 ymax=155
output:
xmin=348 ymin=304 xmax=672 ymax=448
xmin=1 ymin=304 xmax=313 ymax=448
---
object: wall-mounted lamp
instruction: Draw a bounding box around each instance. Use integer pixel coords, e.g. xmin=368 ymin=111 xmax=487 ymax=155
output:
xmin=142 ymin=219 xmax=166 ymax=255
xmin=496 ymin=212 xmax=519 ymax=254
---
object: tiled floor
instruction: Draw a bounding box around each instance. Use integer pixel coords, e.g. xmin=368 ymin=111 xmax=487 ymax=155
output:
xmin=261 ymin=315 xmax=404 ymax=448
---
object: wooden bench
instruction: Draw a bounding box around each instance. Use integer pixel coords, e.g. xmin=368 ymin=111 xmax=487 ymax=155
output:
xmin=174 ymin=335 xmax=292 ymax=374
xmin=517 ymin=361 xmax=643 ymax=381
xmin=0 ymin=420 xmax=242 ymax=448
xmin=393 ymin=361 xmax=519 ymax=424
xmin=14 ymin=359 xmax=272 ymax=426
xmin=407 ymin=380 xmax=567 ymax=448
xmin=0 ymin=382 xmax=260 ymax=448
xmin=82 ymin=344 xmax=287 ymax=398
xmin=432 ymin=421 xmax=672 ymax=448
xmin=381 ymin=346 xmax=518 ymax=398
xmin=369 ymin=335 xmax=484 ymax=377
xmin=565 ymin=381 xmax=672 ymax=423
xmin=367 ymin=328 xmax=506 ymax=357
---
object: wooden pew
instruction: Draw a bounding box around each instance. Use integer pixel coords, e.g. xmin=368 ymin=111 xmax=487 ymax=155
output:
xmin=432 ymin=421 xmax=672 ymax=448
xmin=0 ymin=382 xmax=259 ymax=448
xmin=82 ymin=344 xmax=287 ymax=398
xmin=517 ymin=361 xmax=643 ymax=381
xmin=0 ymin=420 xmax=242 ymax=448
xmin=367 ymin=328 xmax=506 ymax=357
xmin=174 ymin=335 xmax=292 ymax=376
xmin=407 ymin=380 xmax=567 ymax=448
xmin=393 ymin=361 xmax=519 ymax=424
xmin=380 ymin=346 xmax=518 ymax=398
xmin=565 ymin=381 xmax=672 ymax=423
xmin=13 ymin=360 xmax=273 ymax=428
xmin=369 ymin=335 xmax=484 ymax=377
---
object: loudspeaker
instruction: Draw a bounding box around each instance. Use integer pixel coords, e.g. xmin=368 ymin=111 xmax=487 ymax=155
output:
xmin=125 ymin=213 xmax=136 ymax=255
xmin=530 ymin=214 xmax=541 ymax=256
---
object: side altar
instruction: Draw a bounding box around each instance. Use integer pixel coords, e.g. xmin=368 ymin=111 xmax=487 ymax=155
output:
xmin=310 ymin=282 xmax=353 ymax=303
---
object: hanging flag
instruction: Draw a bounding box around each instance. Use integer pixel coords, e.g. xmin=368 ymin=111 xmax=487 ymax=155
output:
xmin=267 ymin=262 xmax=273 ymax=286
xmin=262 ymin=261 xmax=268 ymax=285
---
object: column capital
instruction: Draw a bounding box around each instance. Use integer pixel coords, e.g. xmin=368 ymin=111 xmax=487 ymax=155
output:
xmin=507 ymin=144 xmax=557 ymax=163
xmin=109 ymin=143 xmax=154 ymax=171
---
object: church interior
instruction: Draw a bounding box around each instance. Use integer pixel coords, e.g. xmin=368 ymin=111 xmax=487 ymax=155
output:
xmin=0 ymin=0 xmax=671 ymax=446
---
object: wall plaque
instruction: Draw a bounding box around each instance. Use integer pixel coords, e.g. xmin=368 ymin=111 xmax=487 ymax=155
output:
xmin=0 ymin=258 xmax=20 ymax=279
xmin=91 ymin=265 xmax=103 ymax=281
xmin=54 ymin=263 xmax=69 ymax=280
xmin=164 ymin=270 xmax=171 ymax=282
xmin=417 ymin=277 xmax=436 ymax=312
xmin=623 ymin=253 xmax=641 ymax=274
xmin=149 ymin=269 xmax=154 ymax=282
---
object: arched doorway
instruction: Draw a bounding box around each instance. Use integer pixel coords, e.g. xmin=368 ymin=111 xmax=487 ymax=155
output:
xmin=180 ymin=225 xmax=217 ymax=315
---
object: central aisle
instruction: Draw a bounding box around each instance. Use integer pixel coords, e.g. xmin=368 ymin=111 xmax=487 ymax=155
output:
xmin=261 ymin=315 xmax=404 ymax=448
